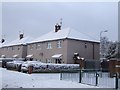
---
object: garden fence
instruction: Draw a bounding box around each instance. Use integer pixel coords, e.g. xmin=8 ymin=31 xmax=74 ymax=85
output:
xmin=60 ymin=69 xmax=119 ymax=89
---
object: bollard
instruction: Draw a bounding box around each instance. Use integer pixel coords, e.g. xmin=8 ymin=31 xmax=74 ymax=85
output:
xmin=18 ymin=64 xmax=22 ymax=72
xmin=79 ymin=69 xmax=82 ymax=83
xmin=95 ymin=72 xmax=99 ymax=86
xmin=28 ymin=66 xmax=33 ymax=74
xmin=115 ymin=73 xmax=118 ymax=89
xmin=60 ymin=72 xmax=62 ymax=80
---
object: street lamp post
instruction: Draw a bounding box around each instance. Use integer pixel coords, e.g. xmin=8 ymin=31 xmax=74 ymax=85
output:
xmin=100 ymin=30 xmax=108 ymax=60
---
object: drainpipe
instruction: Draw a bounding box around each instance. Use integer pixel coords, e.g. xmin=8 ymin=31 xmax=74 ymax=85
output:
xmin=93 ymin=43 xmax=95 ymax=59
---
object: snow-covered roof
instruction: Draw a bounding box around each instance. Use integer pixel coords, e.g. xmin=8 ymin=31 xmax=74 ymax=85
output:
xmin=3 ymin=36 xmax=34 ymax=47
xmin=0 ymin=43 xmax=2 ymax=48
xmin=0 ymin=41 xmax=8 ymax=48
xmin=30 ymin=27 xmax=99 ymax=44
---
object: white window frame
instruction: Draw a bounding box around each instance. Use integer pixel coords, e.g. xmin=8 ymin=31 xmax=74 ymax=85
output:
xmin=12 ymin=47 xmax=14 ymax=50
xmin=18 ymin=46 xmax=20 ymax=50
xmin=85 ymin=43 xmax=87 ymax=48
xmin=47 ymin=59 xmax=52 ymax=63
xmin=7 ymin=47 xmax=9 ymax=51
xmin=47 ymin=59 xmax=51 ymax=63
xmin=47 ymin=42 xmax=52 ymax=49
xmin=30 ymin=45 xmax=34 ymax=50
xmin=36 ymin=43 xmax=41 ymax=50
xmin=57 ymin=41 xmax=62 ymax=48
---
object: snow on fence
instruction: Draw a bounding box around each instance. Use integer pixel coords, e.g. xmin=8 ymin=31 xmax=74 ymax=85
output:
xmin=98 ymin=72 xmax=116 ymax=88
xmin=60 ymin=69 xmax=118 ymax=89
xmin=81 ymin=72 xmax=96 ymax=86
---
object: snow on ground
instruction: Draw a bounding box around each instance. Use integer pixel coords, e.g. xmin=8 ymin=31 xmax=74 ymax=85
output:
xmin=0 ymin=68 xmax=99 ymax=88
xmin=0 ymin=68 xmax=2 ymax=90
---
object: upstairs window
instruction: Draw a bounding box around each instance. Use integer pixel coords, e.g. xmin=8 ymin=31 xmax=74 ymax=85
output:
xmin=47 ymin=42 xmax=52 ymax=49
xmin=7 ymin=47 xmax=9 ymax=51
xmin=30 ymin=45 xmax=34 ymax=50
xmin=85 ymin=43 xmax=87 ymax=48
xmin=57 ymin=41 xmax=62 ymax=48
xmin=18 ymin=47 xmax=20 ymax=50
xmin=12 ymin=47 xmax=14 ymax=50
xmin=36 ymin=43 xmax=41 ymax=50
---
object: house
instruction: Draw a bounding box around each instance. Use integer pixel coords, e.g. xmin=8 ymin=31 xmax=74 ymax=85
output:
xmin=27 ymin=24 xmax=100 ymax=64
xmin=0 ymin=43 xmax=2 ymax=58
xmin=0 ymin=40 xmax=8 ymax=58
xmin=1 ymin=33 xmax=33 ymax=58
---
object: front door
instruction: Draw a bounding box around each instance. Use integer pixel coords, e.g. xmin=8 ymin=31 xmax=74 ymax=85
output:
xmin=55 ymin=59 xmax=62 ymax=64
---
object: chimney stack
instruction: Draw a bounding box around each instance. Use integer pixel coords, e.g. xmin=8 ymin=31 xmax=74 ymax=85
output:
xmin=1 ymin=39 xmax=5 ymax=43
xmin=1 ymin=35 xmax=5 ymax=43
xmin=55 ymin=23 xmax=61 ymax=32
xmin=19 ymin=33 xmax=24 ymax=40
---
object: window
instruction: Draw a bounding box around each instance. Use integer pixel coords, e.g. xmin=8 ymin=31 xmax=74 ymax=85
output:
xmin=7 ymin=47 xmax=9 ymax=51
xmin=57 ymin=41 xmax=62 ymax=48
xmin=47 ymin=42 xmax=52 ymax=49
xmin=35 ymin=44 xmax=37 ymax=49
xmin=36 ymin=43 xmax=41 ymax=50
xmin=30 ymin=45 xmax=34 ymax=50
xmin=47 ymin=59 xmax=51 ymax=63
xmin=85 ymin=43 xmax=87 ymax=48
xmin=47 ymin=59 xmax=52 ymax=63
xmin=12 ymin=47 xmax=14 ymax=50
xmin=18 ymin=46 xmax=20 ymax=50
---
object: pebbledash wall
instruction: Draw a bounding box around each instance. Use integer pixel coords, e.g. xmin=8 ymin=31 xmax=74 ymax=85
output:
xmin=0 ymin=35 xmax=32 ymax=58
xmin=1 ymin=45 xmax=27 ymax=58
xmin=27 ymin=39 xmax=68 ymax=63
xmin=0 ymin=26 xmax=100 ymax=64
xmin=27 ymin=39 xmax=99 ymax=64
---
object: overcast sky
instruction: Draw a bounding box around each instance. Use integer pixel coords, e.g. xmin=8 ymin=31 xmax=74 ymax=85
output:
xmin=2 ymin=2 xmax=118 ymax=43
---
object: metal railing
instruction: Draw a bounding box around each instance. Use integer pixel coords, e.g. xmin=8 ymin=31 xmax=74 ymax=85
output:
xmin=60 ymin=69 xmax=119 ymax=89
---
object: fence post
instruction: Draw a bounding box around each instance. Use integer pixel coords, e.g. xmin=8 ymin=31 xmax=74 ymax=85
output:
xmin=60 ymin=72 xmax=62 ymax=80
xmin=79 ymin=69 xmax=82 ymax=83
xmin=95 ymin=71 xmax=98 ymax=86
xmin=115 ymin=72 xmax=118 ymax=89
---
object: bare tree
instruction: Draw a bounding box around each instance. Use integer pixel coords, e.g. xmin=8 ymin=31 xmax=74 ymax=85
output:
xmin=106 ymin=41 xmax=120 ymax=59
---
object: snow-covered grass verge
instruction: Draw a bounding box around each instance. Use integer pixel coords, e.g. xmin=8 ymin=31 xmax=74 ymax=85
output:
xmin=1 ymin=68 xmax=99 ymax=88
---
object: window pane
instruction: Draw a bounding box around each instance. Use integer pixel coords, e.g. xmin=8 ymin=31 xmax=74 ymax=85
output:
xmin=47 ymin=42 xmax=52 ymax=49
xmin=57 ymin=41 xmax=61 ymax=48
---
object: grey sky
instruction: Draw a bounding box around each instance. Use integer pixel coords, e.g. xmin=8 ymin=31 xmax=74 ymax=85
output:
xmin=2 ymin=2 xmax=118 ymax=43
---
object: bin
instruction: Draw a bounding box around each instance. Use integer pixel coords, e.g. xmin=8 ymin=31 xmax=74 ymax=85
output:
xmin=109 ymin=60 xmax=117 ymax=78
xmin=116 ymin=61 xmax=120 ymax=78
xmin=28 ymin=66 xmax=33 ymax=74
xmin=17 ymin=64 xmax=22 ymax=72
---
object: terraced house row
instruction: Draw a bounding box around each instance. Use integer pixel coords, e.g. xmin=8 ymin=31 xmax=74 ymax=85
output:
xmin=0 ymin=24 xmax=100 ymax=64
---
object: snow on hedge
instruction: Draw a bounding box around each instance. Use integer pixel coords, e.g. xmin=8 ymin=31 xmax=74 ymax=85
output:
xmin=32 ymin=63 xmax=80 ymax=72
xmin=6 ymin=60 xmax=80 ymax=72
